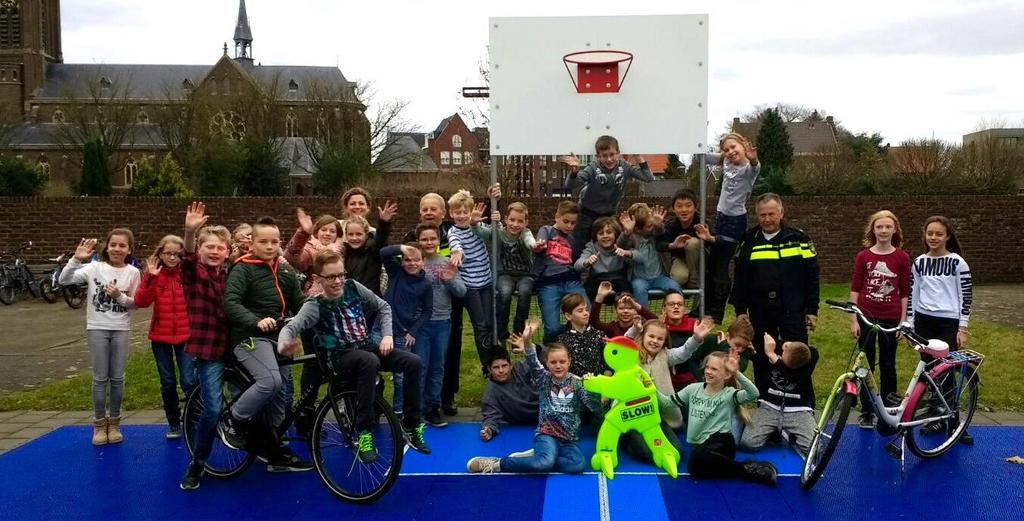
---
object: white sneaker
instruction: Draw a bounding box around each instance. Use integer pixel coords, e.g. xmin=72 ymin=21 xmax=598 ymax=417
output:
xmin=467 ymin=456 xmax=501 ymax=474
xmin=508 ymin=448 xmax=534 ymax=458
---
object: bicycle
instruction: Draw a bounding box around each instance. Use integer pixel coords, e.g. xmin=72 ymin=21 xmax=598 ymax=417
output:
xmin=39 ymin=250 xmax=86 ymax=308
xmin=800 ymin=299 xmax=984 ymax=490
xmin=0 ymin=241 xmax=42 ymax=305
xmin=182 ymin=335 xmax=405 ymax=504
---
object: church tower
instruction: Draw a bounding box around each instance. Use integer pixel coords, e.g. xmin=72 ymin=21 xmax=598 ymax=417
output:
xmin=233 ymin=0 xmax=253 ymax=66
xmin=0 ymin=0 xmax=62 ymax=118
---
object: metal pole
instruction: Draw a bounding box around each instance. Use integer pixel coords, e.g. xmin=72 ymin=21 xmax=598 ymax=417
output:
xmin=698 ymin=153 xmax=706 ymax=318
xmin=490 ymin=158 xmax=500 ymax=349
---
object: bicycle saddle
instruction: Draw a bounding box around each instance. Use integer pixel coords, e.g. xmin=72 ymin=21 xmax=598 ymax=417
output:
xmin=919 ymin=339 xmax=950 ymax=359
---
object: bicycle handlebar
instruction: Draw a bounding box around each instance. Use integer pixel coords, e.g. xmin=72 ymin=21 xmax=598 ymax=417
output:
xmin=825 ymin=299 xmax=930 ymax=348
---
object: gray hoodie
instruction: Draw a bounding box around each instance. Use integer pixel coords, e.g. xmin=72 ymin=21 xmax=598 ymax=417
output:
xmin=480 ymin=360 xmax=539 ymax=437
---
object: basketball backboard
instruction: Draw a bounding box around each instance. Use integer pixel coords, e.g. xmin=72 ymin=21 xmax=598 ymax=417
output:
xmin=489 ymin=15 xmax=709 ymax=156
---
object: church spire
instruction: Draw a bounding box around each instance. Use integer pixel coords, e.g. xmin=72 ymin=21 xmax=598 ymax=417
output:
xmin=233 ymin=0 xmax=253 ymax=64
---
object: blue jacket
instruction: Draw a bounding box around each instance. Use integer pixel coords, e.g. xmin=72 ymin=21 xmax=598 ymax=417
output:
xmin=381 ymin=245 xmax=433 ymax=339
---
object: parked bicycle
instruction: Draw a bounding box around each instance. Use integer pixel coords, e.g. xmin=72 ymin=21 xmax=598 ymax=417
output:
xmin=801 ymin=300 xmax=984 ymax=490
xmin=39 ymin=250 xmax=86 ymax=308
xmin=182 ymin=332 xmax=405 ymax=504
xmin=0 ymin=241 xmax=42 ymax=305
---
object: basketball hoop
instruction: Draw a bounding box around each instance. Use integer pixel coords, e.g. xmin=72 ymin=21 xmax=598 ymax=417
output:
xmin=562 ymin=50 xmax=634 ymax=94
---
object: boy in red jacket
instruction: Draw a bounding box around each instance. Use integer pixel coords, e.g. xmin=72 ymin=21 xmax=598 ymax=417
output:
xmin=134 ymin=235 xmax=194 ymax=439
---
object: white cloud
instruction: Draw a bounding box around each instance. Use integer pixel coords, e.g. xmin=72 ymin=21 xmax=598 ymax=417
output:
xmin=59 ymin=0 xmax=1021 ymax=147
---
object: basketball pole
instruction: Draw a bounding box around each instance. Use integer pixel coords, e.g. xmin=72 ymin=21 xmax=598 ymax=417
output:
xmin=698 ymin=152 xmax=706 ymax=318
xmin=490 ymin=159 xmax=499 ymax=353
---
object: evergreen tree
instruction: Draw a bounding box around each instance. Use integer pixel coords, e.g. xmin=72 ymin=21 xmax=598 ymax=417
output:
xmin=663 ymin=154 xmax=685 ymax=179
xmin=0 ymin=157 xmax=48 ymax=196
xmin=128 ymin=153 xmax=193 ymax=197
xmin=236 ymin=139 xmax=289 ymax=196
xmin=754 ymin=108 xmax=794 ymax=195
xmin=191 ymin=137 xmax=245 ymax=196
xmin=313 ymin=145 xmax=371 ymax=196
xmin=79 ymin=139 xmax=112 ymax=196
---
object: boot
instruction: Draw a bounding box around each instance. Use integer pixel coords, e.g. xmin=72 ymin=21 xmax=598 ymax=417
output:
xmin=92 ymin=417 xmax=109 ymax=446
xmin=107 ymin=416 xmax=124 ymax=444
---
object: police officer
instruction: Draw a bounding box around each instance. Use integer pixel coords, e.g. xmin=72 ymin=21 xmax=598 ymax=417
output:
xmin=731 ymin=193 xmax=820 ymax=389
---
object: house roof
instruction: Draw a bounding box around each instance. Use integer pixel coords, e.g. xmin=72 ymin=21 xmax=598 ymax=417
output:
xmin=731 ymin=117 xmax=838 ymax=154
xmin=275 ymin=137 xmax=314 ymax=177
xmin=374 ymin=135 xmax=438 ymax=172
xmin=35 ymin=63 xmax=358 ymax=103
xmin=389 ymin=131 xmax=427 ymax=149
xmin=433 ymin=115 xmax=454 ymax=138
xmin=7 ymin=122 xmax=170 ymax=148
xmin=234 ymin=0 xmax=253 ymax=43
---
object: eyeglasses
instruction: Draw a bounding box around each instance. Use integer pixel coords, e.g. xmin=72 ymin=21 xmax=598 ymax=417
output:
xmin=160 ymin=252 xmax=180 ymax=259
xmin=665 ymin=301 xmax=686 ymax=308
xmin=317 ymin=272 xmax=346 ymax=282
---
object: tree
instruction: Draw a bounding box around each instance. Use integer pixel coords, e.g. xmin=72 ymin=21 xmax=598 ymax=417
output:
xmin=753 ymin=108 xmax=794 ymax=195
xmin=663 ymin=154 xmax=685 ymax=179
xmin=0 ymin=156 xmax=48 ymax=196
xmin=191 ymin=136 xmax=245 ymax=196
xmin=47 ymin=68 xmax=137 ymax=169
xmin=741 ymin=103 xmax=832 ymax=124
xmin=313 ymin=145 xmax=371 ymax=196
xmin=79 ymin=139 xmax=112 ymax=195
xmin=128 ymin=153 xmax=193 ymax=197
xmin=236 ymin=139 xmax=288 ymax=196
xmin=841 ymin=131 xmax=888 ymax=161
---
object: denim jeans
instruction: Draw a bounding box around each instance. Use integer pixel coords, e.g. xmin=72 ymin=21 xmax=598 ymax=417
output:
xmin=630 ymin=275 xmax=683 ymax=307
xmin=392 ymin=333 xmax=410 ymax=413
xmin=500 ymin=434 xmax=586 ymax=474
xmin=191 ymin=359 xmax=224 ymax=463
xmin=415 ymin=319 xmax=450 ymax=411
xmin=463 ymin=284 xmax=495 ymax=370
xmin=151 ymin=342 xmax=196 ymax=427
xmin=536 ymin=280 xmax=588 ymax=343
xmin=706 ymin=212 xmax=748 ymax=322
xmin=496 ymin=274 xmax=534 ymax=341
xmin=441 ymin=297 xmax=464 ymax=406
xmin=87 ymin=330 xmax=129 ymax=419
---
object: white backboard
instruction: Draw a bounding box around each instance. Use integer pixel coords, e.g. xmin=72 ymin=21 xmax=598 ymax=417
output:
xmin=489 ymin=15 xmax=709 ymax=156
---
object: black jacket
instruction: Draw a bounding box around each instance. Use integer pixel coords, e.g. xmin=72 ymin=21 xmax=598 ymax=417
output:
xmin=759 ymin=346 xmax=819 ymax=410
xmin=731 ymin=224 xmax=820 ymax=317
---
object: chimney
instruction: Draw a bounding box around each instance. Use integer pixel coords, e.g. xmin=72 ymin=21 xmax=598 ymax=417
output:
xmin=732 ymin=117 xmax=740 ymax=129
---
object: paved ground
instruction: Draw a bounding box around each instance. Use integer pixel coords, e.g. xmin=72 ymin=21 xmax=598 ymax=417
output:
xmin=0 ymin=299 xmax=153 ymax=394
xmin=973 ymin=284 xmax=1024 ymax=329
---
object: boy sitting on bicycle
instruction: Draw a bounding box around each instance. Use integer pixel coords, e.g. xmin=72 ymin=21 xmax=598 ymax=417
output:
xmin=738 ymin=334 xmax=818 ymax=457
xmin=220 ymin=216 xmax=312 ymax=472
xmin=278 ymin=249 xmax=430 ymax=463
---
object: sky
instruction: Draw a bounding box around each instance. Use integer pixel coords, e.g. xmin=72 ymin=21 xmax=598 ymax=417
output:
xmin=60 ymin=0 xmax=1024 ymax=148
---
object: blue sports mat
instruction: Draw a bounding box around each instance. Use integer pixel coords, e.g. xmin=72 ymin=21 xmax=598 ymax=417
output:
xmin=1 ymin=424 xmax=1021 ymax=520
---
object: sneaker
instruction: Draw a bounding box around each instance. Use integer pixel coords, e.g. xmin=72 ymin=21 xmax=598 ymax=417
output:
xmin=166 ymin=424 xmax=183 ymax=440
xmin=442 ymin=402 xmax=458 ymax=416
xmin=742 ymin=461 xmax=778 ymax=487
xmin=394 ymin=411 xmax=404 ymax=423
xmin=404 ymin=423 xmax=432 ymax=454
xmin=180 ymin=461 xmax=204 ymax=491
xmin=884 ymin=392 xmax=903 ymax=408
xmin=217 ymin=414 xmax=249 ymax=451
xmin=357 ymin=430 xmax=379 ymax=464
xmin=266 ymin=447 xmax=314 ymax=473
xmin=467 ymin=456 xmax=501 ymax=474
xmin=424 ymin=409 xmax=448 ymax=428
xmin=959 ymin=430 xmax=974 ymax=445
xmin=858 ymin=412 xmax=877 ymax=429
xmin=508 ymin=448 xmax=534 ymax=458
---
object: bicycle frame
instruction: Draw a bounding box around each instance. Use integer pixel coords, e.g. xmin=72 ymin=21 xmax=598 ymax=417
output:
xmin=819 ymin=330 xmax=985 ymax=434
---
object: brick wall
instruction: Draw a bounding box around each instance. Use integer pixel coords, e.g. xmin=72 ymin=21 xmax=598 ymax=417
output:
xmin=1 ymin=195 xmax=1021 ymax=283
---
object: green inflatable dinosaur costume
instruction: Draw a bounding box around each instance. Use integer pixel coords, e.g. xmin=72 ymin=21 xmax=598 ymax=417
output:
xmin=583 ymin=335 xmax=680 ymax=479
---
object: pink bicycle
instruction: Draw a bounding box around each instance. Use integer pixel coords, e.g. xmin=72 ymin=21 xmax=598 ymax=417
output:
xmin=801 ymin=300 xmax=984 ymax=490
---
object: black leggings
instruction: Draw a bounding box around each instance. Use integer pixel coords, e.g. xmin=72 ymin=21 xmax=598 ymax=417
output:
xmin=858 ymin=316 xmax=899 ymax=409
xmin=688 ymin=432 xmax=760 ymax=482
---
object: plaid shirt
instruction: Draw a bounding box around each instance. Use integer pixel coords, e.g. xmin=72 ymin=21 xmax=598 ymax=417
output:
xmin=180 ymin=251 xmax=229 ymax=361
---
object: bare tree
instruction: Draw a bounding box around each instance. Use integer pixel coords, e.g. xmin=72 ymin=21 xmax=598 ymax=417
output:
xmin=458 ymin=54 xmax=490 ymax=129
xmin=890 ymin=139 xmax=954 ymax=176
xmin=740 ymin=103 xmax=832 ymax=124
xmin=46 ymin=68 xmax=138 ymax=161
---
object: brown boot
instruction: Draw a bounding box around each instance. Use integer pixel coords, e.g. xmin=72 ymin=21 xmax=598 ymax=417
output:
xmin=107 ymin=416 xmax=124 ymax=444
xmin=92 ymin=417 xmax=108 ymax=446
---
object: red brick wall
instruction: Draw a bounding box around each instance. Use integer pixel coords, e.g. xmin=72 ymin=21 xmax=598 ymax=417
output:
xmin=1 ymin=195 xmax=1021 ymax=283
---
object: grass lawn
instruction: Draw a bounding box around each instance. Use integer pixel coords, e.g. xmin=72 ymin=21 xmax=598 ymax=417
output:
xmin=1 ymin=284 xmax=1021 ymax=412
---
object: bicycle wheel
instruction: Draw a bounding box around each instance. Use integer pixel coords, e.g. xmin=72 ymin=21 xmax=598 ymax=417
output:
xmin=39 ymin=277 xmax=59 ymax=303
xmin=905 ymin=364 xmax=979 ymax=458
xmin=0 ymin=270 xmax=15 ymax=305
xmin=311 ymin=390 xmax=403 ymax=504
xmin=63 ymin=284 xmax=85 ymax=309
xmin=182 ymin=372 xmax=255 ymax=478
xmin=801 ymin=383 xmax=854 ymax=490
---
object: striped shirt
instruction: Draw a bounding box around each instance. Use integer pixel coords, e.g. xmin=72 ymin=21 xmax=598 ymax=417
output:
xmin=448 ymin=224 xmax=492 ymax=289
